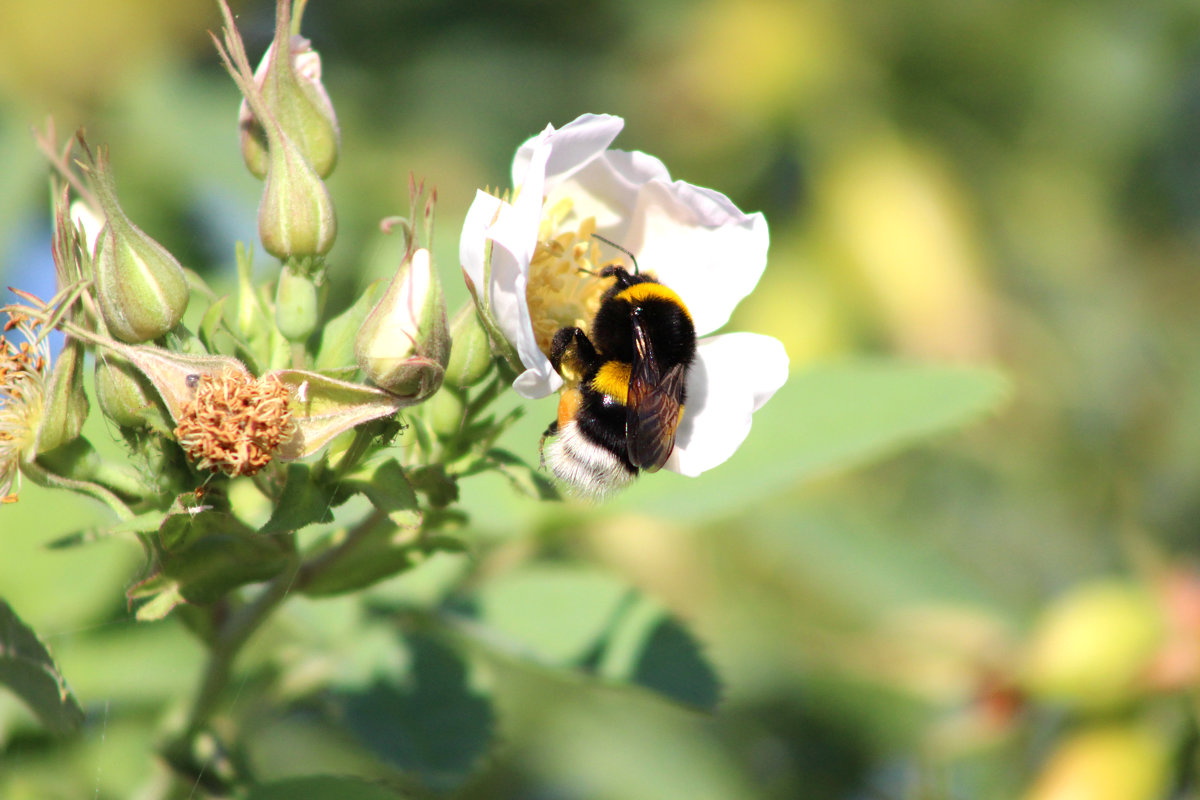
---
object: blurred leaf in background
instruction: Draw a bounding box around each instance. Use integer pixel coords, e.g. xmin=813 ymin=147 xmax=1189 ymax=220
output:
xmin=3 ymin=0 xmax=1200 ymax=799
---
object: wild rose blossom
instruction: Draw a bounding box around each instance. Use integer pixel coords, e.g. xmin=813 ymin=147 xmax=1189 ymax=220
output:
xmin=460 ymin=113 xmax=788 ymax=477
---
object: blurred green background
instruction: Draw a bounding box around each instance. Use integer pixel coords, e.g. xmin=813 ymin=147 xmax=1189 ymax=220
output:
xmin=3 ymin=0 xmax=1200 ymax=798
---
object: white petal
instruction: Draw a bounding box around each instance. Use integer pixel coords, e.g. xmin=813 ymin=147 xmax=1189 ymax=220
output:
xmin=666 ymin=333 xmax=789 ymax=477
xmin=546 ymin=148 xmax=674 ymax=240
xmin=511 ymin=114 xmax=624 ymax=190
xmin=459 ymin=189 xmax=503 ymax=295
xmin=69 ymin=200 xmax=104 ymax=257
xmin=487 ymin=139 xmax=563 ymax=399
xmin=625 ymin=181 xmax=769 ymax=337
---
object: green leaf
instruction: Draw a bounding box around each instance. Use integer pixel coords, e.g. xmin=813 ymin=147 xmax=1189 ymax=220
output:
xmin=0 ymin=600 xmax=84 ymax=735
xmin=619 ymin=360 xmax=1010 ymax=519
xmin=407 ymin=464 xmax=458 ymax=508
xmin=131 ymin=510 xmax=291 ymax=611
xmin=341 ymin=458 xmax=419 ymax=514
xmin=197 ymin=295 xmax=229 ymax=353
xmin=332 ymin=632 xmax=494 ymax=792
xmin=300 ymin=512 xmax=422 ymax=597
xmin=473 ymin=564 xmax=630 ymax=664
xmin=259 ymin=463 xmax=336 ymax=534
xmin=246 ymin=776 xmax=412 ymax=800
xmin=314 ymin=279 xmax=384 ymax=372
xmin=598 ymin=595 xmax=721 ymax=710
xmin=462 ymin=564 xmax=721 ymax=710
xmin=485 ymin=448 xmax=559 ymax=501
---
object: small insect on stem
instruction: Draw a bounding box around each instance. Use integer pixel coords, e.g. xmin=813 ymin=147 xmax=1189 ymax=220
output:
xmin=590 ymin=233 xmax=640 ymax=275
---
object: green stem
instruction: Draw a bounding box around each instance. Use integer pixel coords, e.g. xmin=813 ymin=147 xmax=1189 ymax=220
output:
xmin=295 ymin=507 xmax=388 ymax=590
xmin=183 ymin=555 xmax=300 ymax=736
xmin=464 ymin=373 xmax=504 ymax=423
xmin=21 ymin=459 xmax=135 ymax=520
xmin=330 ymin=424 xmax=380 ymax=481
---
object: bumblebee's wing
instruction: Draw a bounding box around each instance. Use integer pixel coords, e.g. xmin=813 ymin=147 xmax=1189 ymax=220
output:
xmin=626 ymin=317 xmax=687 ymax=472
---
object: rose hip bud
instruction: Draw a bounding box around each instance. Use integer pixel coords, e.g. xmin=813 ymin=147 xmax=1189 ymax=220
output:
xmin=88 ymin=147 xmax=189 ymax=343
xmin=356 ymin=248 xmax=450 ymax=401
xmin=238 ymin=0 xmax=339 ymax=180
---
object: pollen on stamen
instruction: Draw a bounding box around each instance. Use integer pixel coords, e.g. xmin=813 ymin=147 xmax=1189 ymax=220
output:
xmin=174 ymin=370 xmax=297 ymax=477
xmin=0 ymin=311 xmax=50 ymax=503
xmin=525 ymin=204 xmax=619 ymax=359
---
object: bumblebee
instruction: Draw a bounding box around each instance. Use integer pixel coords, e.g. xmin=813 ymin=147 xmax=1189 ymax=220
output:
xmin=540 ymin=256 xmax=696 ymax=498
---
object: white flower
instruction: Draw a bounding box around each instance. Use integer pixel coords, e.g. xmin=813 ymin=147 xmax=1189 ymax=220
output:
xmin=459 ymin=113 xmax=788 ymax=478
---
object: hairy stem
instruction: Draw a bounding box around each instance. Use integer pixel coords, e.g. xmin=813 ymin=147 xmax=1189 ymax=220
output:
xmin=183 ymin=556 xmax=300 ymax=736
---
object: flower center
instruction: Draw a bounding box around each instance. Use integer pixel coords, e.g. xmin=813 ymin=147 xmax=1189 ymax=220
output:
xmin=174 ymin=370 xmax=297 ymax=476
xmin=524 ymin=198 xmax=618 ymax=361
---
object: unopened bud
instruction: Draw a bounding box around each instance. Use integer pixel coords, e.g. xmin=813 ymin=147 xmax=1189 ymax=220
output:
xmin=89 ymin=148 xmax=189 ymax=343
xmin=95 ymin=353 xmax=171 ymax=434
xmin=37 ymin=190 xmax=91 ymax=452
xmin=238 ymin=0 xmax=339 ymax=179
xmin=1021 ymin=579 xmax=1164 ymax=710
xmin=275 ymin=266 xmax=320 ymax=342
xmin=35 ymin=334 xmax=88 ymax=454
xmin=428 ymin=386 xmax=465 ymax=438
xmin=257 ymin=131 xmax=338 ymax=259
xmin=443 ymin=304 xmax=493 ymax=390
xmin=214 ymin=0 xmax=336 ymax=260
xmin=356 ymin=248 xmax=450 ymax=401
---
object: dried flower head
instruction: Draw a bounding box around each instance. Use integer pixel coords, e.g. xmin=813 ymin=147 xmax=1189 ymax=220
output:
xmin=0 ymin=311 xmax=50 ymax=502
xmin=174 ymin=370 xmax=297 ymax=477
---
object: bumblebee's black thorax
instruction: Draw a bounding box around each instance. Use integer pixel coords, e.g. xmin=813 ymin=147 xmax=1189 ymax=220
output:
xmin=589 ymin=268 xmax=696 ymax=373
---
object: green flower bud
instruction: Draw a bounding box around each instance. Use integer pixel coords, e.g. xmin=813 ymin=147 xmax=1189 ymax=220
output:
xmin=36 ymin=192 xmax=91 ymax=453
xmin=34 ymin=334 xmax=88 ymax=454
xmin=428 ymin=386 xmax=465 ymax=438
xmin=443 ymin=304 xmax=493 ymax=390
xmin=356 ymin=248 xmax=450 ymax=401
xmin=239 ymin=16 xmax=339 ymax=180
xmin=1021 ymin=579 xmax=1164 ymax=710
xmin=257 ymin=131 xmax=337 ymax=259
xmin=95 ymin=353 xmax=171 ymax=434
xmin=89 ymin=149 xmax=190 ymax=343
xmin=274 ymin=266 xmax=320 ymax=342
xmin=213 ymin=0 xmax=336 ymax=260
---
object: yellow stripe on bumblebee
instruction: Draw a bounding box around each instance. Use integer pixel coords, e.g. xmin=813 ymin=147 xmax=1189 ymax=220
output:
xmin=590 ymin=361 xmax=632 ymax=405
xmin=615 ymin=283 xmax=692 ymax=322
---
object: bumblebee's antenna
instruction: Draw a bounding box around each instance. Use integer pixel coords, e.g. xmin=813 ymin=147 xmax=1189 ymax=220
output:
xmin=590 ymin=233 xmax=640 ymax=275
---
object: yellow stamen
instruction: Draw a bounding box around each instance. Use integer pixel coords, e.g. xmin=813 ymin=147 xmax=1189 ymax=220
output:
xmin=0 ymin=311 xmax=51 ymax=502
xmin=524 ymin=198 xmax=619 ymax=365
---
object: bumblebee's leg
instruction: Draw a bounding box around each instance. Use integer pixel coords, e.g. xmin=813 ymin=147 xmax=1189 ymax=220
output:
xmin=549 ymin=326 xmax=600 ymax=376
xmin=538 ymin=420 xmax=558 ymax=469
